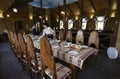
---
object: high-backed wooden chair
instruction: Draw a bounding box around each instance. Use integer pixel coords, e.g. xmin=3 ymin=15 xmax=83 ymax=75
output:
xmin=66 ymin=30 xmax=72 ymax=42
xmin=13 ymin=32 xmax=21 ymax=60
xmin=8 ymin=31 xmax=12 ymax=44
xmin=88 ymin=31 xmax=99 ymax=48
xmin=76 ymin=30 xmax=84 ymax=45
xmin=9 ymin=31 xmax=15 ymax=49
xmin=53 ymin=30 xmax=56 ymax=39
xmin=40 ymin=36 xmax=72 ymax=79
xmin=18 ymin=33 xmax=27 ymax=69
xmin=59 ymin=29 xmax=65 ymax=41
xmin=26 ymin=35 xmax=41 ymax=79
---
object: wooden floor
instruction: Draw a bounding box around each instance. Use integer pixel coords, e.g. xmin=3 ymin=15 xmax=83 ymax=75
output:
xmin=0 ymin=42 xmax=120 ymax=79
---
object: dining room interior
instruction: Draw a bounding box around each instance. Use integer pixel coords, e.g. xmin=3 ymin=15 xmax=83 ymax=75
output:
xmin=0 ymin=0 xmax=120 ymax=79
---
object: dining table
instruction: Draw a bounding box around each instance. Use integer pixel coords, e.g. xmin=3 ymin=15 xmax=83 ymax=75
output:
xmin=28 ymin=34 xmax=98 ymax=79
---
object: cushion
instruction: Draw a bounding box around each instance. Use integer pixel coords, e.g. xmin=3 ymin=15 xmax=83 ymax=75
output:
xmin=45 ymin=63 xmax=71 ymax=79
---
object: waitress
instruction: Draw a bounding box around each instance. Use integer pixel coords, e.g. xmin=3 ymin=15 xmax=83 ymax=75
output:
xmin=31 ymin=23 xmax=38 ymax=35
xmin=43 ymin=24 xmax=54 ymax=39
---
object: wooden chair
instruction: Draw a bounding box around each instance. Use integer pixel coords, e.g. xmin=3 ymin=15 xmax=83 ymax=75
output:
xmin=88 ymin=31 xmax=99 ymax=48
xmin=9 ymin=31 xmax=15 ymax=49
xmin=7 ymin=31 xmax=12 ymax=45
xmin=59 ymin=29 xmax=65 ymax=41
xmin=53 ymin=30 xmax=56 ymax=39
xmin=66 ymin=30 xmax=72 ymax=42
xmin=76 ymin=30 xmax=84 ymax=45
xmin=13 ymin=32 xmax=21 ymax=60
xmin=26 ymin=35 xmax=41 ymax=79
xmin=18 ymin=33 xmax=27 ymax=69
xmin=40 ymin=36 xmax=72 ymax=79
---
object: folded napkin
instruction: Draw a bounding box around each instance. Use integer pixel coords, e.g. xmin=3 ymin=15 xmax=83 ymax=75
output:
xmin=68 ymin=50 xmax=79 ymax=56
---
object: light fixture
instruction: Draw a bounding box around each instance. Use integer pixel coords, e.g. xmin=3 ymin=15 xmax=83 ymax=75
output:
xmin=43 ymin=20 xmax=45 ymax=23
xmin=39 ymin=16 xmax=42 ymax=19
xmin=90 ymin=14 xmax=94 ymax=19
xmin=7 ymin=14 xmax=10 ymax=17
xmin=45 ymin=16 xmax=48 ymax=21
xmin=75 ymin=16 xmax=78 ymax=20
xmin=0 ymin=10 xmax=4 ymax=18
xmin=110 ymin=11 xmax=116 ymax=17
xmin=61 ymin=11 xmax=65 ymax=14
xmin=57 ymin=18 xmax=59 ymax=22
xmin=112 ymin=0 xmax=117 ymax=10
xmin=13 ymin=8 xmax=17 ymax=13
xmin=29 ymin=15 xmax=33 ymax=20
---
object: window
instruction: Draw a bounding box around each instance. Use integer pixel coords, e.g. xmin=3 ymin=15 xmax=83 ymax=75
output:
xmin=59 ymin=20 xmax=64 ymax=29
xmin=95 ymin=16 xmax=106 ymax=30
xmin=82 ymin=18 xmax=87 ymax=30
xmin=68 ymin=19 xmax=73 ymax=29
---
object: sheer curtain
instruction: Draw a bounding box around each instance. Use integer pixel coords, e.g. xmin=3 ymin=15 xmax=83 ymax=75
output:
xmin=82 ymin=18 xmax=88 ymax=30
xmin=95 ymin=16 xmax=107 ymax=30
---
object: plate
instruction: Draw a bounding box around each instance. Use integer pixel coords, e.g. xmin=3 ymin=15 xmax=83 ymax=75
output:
xmin=68 ymin=50 xmax=79 ymax=56
xmin=82 ymin=45 xmax=88 ymax=48
xmin=64 ymin=45 xmax=69 ymax=48
xmin=52 ymin=46 xmax=59 ymax=48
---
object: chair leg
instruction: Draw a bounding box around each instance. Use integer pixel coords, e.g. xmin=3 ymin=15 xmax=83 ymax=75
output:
xmin=71 ymin=64 xmax=78 ymax=79
xmin=27 ymin=62 xmax=33 ymax=76
xmin=42 ymin=76 xmax=45 ymax=79
xmin=68 ymin=75 xmax=71 ymax=79
xmin=21 ymin=60 xmax=27 ymax=70
xmin=35 ymin=72 xmax=39 ymax=79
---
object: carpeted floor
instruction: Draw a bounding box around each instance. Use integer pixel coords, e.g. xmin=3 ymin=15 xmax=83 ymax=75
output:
xmin=0 ymin=42 xmax=120 ymax=79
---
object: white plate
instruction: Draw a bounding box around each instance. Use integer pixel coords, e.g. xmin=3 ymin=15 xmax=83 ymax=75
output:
xmin=68 ymin=50 xmax=79 ymax=56
xmin=82 ymin=45 xmax=88 ymax=48
xmin=64 ymin=45 xmax=69 ymax=48
xmin=52 ymin=46 xmax=59 ymax=48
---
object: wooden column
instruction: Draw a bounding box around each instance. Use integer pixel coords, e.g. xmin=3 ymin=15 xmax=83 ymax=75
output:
xmin=58 ymin=5 xmax=60 ymax=29
xmin=110 ymin=19 xmax=119 ymax=47
xmin=63 ymin=0 xmax=68 ymax=32
xmin=28 ymin=5 xmax=33 ymax=27
xmin=80 ymin=0 xmax=84 ymax=29
xmin=40 ymin=0 xmax=43 ymax=32
xmin=45 ymin=9 xmax=51 ymax=26
xmin=115 ymin=20 xmax=120 ymax=57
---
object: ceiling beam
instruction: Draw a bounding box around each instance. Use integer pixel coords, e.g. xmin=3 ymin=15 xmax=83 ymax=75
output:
xmin=66 ymin=5 xmax=74 ymax=15
xmin=40 ymin=0 xmax=43 ymax=8
xmin=66 ymin=5 xmax=75 ymax=19
xmin=15 ymin=0 xmax=32 ymax=4
xmin=9 ymin=0 xmax=32 ymax=9
xmin=75 ymin=0 xmax=84 ymax=15
xmin=89 ymin=0 xmax=97 ymax=12
xmin=75 ymin=2 xmax=82 ymax=13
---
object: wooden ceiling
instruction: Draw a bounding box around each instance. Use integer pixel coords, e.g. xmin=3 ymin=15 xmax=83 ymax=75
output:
xmin=51 ymin=0 xmax=118 ymax=19
xmin=0 ymin=0 xmax=119 ymax=19
xmin=0 ymin=0 xmax=33 ymax=12
xmin=0 ymin=0 xmax=14 ymax=12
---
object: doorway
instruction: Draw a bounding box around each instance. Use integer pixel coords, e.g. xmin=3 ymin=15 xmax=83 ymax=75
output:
xmin=14 ymin=21 xmax=23 ymax=33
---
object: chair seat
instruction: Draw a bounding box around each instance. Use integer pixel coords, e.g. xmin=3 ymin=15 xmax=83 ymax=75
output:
xmin=31 ymin=58 xmax=41 ymax=72
xmin=22 ymin=54 xmax=27 ymax=63
xmin=14 ymin=48 xmax=20 ymax=58
xmin=21 ymin=54 xmax=26 ymax=61
xmin=36 ymin=52 xmax=41 ymax=58
xmin=45 ymin=63 xmax=71 ymax=79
